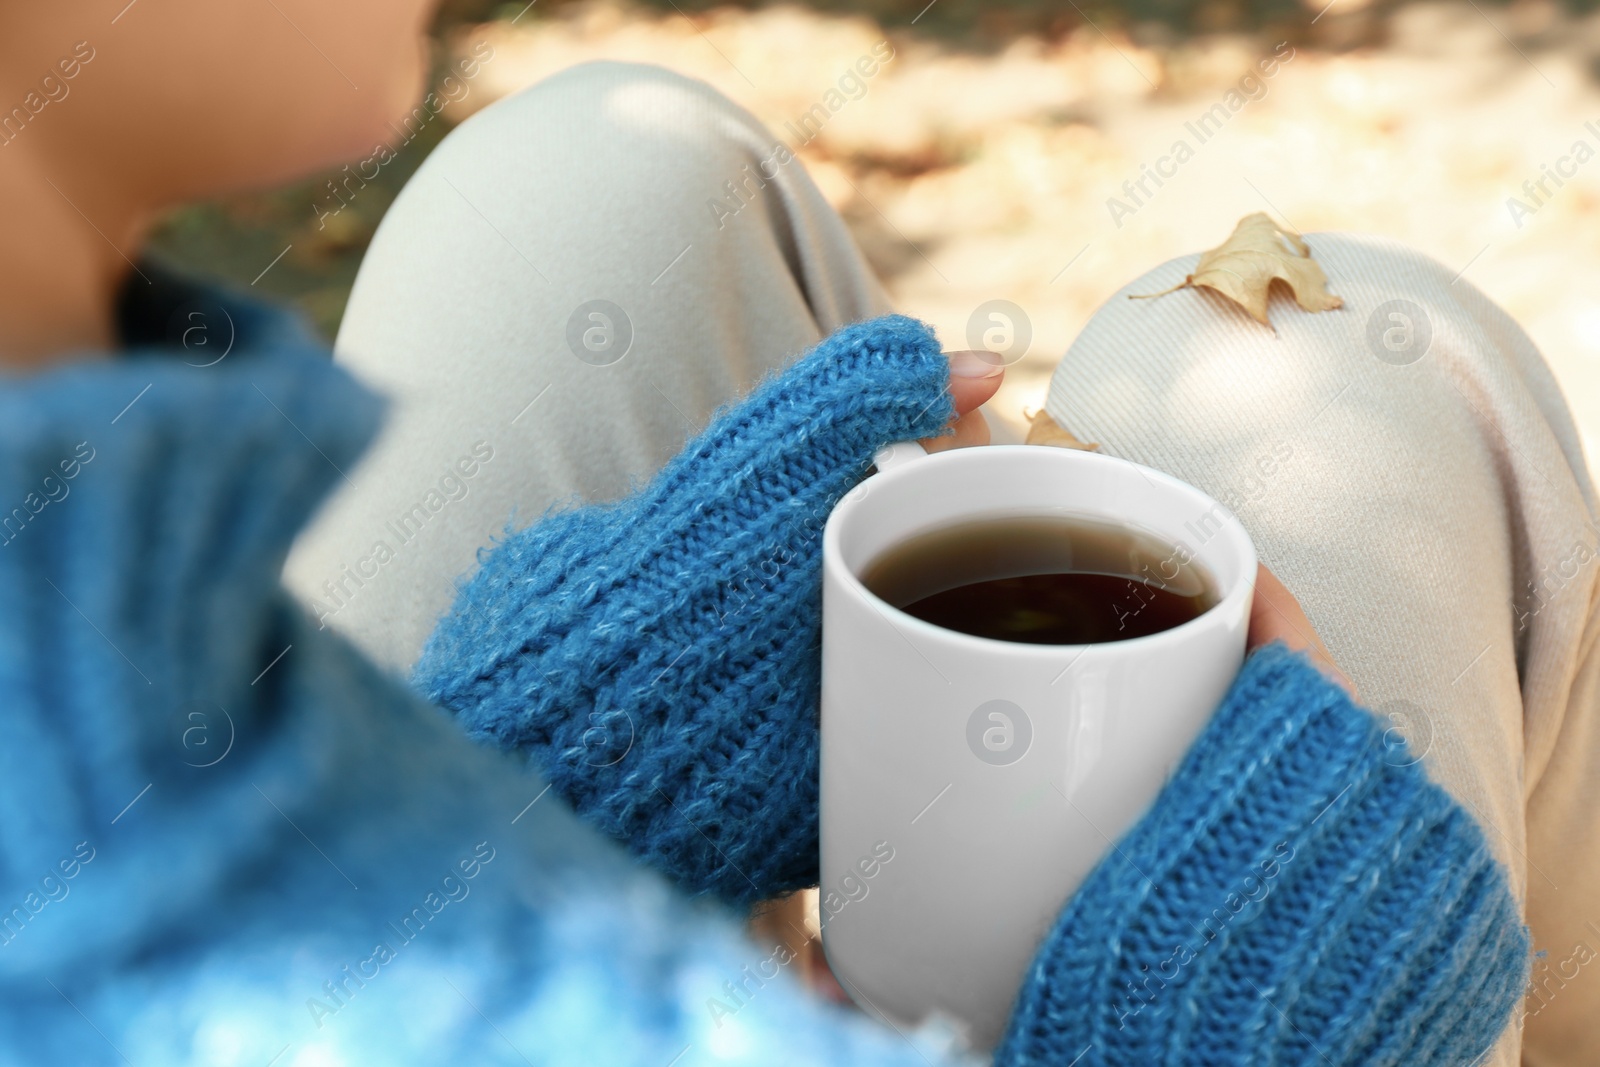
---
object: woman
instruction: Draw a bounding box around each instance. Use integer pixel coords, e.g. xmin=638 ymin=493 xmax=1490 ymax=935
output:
xmin=1 ymin=2 xmax=1582 ymax=1064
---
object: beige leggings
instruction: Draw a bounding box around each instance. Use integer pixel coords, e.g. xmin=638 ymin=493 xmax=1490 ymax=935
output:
xmin=283 ymin=61 xmax=1600 ymax=1066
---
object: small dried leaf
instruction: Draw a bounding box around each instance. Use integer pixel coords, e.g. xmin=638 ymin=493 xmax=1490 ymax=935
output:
xmin=1132 ymin=212 xmax=1343 ymax=327
xmin=1024 ymin=408 xmax=1099 ymax=451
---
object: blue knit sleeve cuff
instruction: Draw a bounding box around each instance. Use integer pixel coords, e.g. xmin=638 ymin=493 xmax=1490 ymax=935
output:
xmin=995 ymin=643 xmax=1529 ymax=1067
xmin=415 ymin=315 xmax=954 ymax=906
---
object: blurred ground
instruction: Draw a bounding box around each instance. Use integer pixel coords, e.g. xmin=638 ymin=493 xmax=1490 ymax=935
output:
xmin=149 ymin=0 xmax=1600 ymax=463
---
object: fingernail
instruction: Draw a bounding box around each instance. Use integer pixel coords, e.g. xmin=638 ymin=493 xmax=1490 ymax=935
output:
xmin=948 ymin=350 xmax=1004 ymax=378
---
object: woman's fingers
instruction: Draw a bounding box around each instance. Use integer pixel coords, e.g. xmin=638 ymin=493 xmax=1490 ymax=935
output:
xmin=922 ymin=408 xmax=991 ymax=452
xmin=945 ymin=350 xmax=1004 ymax=414
xmin=920 ymin=350 xmax=1003 ymax=453
xmin=1248 ymin=563 xmax=1356 ymax=696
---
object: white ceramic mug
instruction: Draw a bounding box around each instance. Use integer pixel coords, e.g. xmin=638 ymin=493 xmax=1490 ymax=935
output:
xmin=818 ymin=443 xmax=1257 ymax=1048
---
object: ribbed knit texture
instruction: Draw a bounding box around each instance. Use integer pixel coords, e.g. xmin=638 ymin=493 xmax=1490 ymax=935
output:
xmin=0 ymin=310 xmax=971 ymax=1067
xmin=411 ymin=309 xmax=1529 ymax=1063
xmin=414 ymin=314 xmax=956 ymax=905
xmin=996 ymin=643 xmax=1529 ymax=1066
xmin=0 ymin=275 xmax=1531 ymax=1065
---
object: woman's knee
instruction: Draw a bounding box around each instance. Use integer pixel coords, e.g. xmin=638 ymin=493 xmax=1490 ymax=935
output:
xmin=420 ymin=59 xmax=777 ymax=224
xmin=1042 ymin=230 xmax=1548 ymax=462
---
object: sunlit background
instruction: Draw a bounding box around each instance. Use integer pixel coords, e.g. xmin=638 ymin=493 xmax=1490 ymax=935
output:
xmin=149 ymin=0 xmax=1600 ymax=461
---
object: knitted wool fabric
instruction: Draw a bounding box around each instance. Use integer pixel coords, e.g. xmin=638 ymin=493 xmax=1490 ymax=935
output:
xmin=0 ymin=306 xmax=973 ymax=1067
xmin=414 ymin=314 xmax=956 ymax=905
xmin=0 ymin=274 xmax=1530 ymax=1064
xmin=996 ymin=643 xmax=1530 ymax=1066
xmin=416 ymin=312 xmax=1529 ymax=1062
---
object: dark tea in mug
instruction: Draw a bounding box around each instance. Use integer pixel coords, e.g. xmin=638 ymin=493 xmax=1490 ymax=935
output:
xmin=861 ymin=512 xmax=1218 ymax=645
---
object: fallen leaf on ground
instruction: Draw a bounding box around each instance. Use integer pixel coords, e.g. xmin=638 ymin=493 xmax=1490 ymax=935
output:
xmin=1024 ymin=408 xmax=1099 ymax=450
xmin=1131 ymin=212 xmax=1343 ymax=327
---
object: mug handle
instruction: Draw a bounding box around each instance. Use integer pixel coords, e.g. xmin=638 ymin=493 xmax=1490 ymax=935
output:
xmin=872 ymin=440 xmax=928 ymax=474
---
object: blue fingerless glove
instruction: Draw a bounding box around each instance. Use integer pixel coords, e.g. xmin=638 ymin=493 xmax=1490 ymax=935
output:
xmin=418 ymin=312 xmax=1528 ymax=1066
xmin=996 ymin=643 xmax=1528 ymax=1067
xmin=415 ymin=314 xmax=955 ymax=905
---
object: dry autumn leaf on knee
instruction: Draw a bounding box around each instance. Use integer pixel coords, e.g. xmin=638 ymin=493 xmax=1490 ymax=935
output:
xmin=1133 ymin=212 xmax=1343 ymax=328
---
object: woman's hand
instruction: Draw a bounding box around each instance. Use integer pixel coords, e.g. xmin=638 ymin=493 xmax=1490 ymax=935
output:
xmin=921 ymin=350 xmax=1004 ymax=452
xmin=1247 ymin=563 xmax=1355 ymax=696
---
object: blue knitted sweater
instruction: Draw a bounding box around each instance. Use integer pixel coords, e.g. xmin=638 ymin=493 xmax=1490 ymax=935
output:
xmin=0 ymin=275 xmax=1526 ymax=1065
